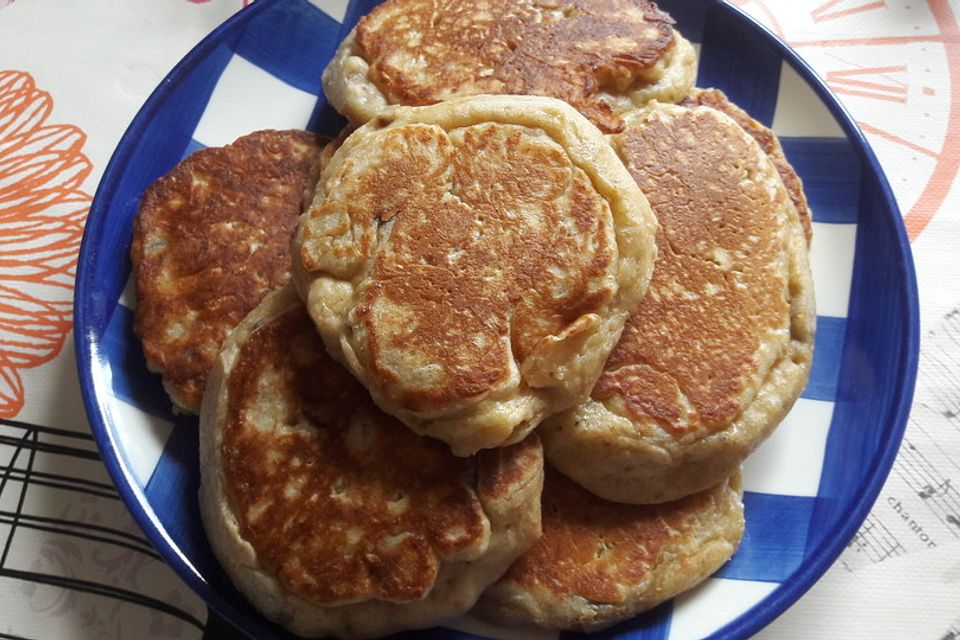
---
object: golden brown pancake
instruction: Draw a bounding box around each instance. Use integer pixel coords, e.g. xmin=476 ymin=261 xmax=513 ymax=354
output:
xmin=198 ymin=288 xmax=544 ymax=639
xmin=681 ymin=88 xmax=812 ymax=243
xmin=131 ymin=129 xmax=322 ymax=413
xmin=301 ymin=127 xmax=353 ymax=212
xmin=477 ymin=468 xmax=744 ymax=631
xmin=541 ymin=102 xmax=815 ymax=504
xmin=323 ymin=0 xmax=697 ymax=132
xmin=292 ymin=94 xmax=657 ymax=456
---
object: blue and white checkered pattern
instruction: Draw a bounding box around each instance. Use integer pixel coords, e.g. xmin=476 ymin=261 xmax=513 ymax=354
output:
xmin=77 ymin=1 xmax=917 ymax=638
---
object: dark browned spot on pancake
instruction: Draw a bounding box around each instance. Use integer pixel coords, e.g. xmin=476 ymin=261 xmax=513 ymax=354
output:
xmin=500 ymin=468 xmax=716 ymax=604
xmin=325 ymin=122 xmax=616 ymax=412
xmin=599 ymin=108 xmax=791 ymax=435
xmin=681 ymin=89 xmax=812 ymax=243
xmin=132 ymin=130 xmax=322 ymax=412
xmin=355 ymin=0 xmax=676 ymax=132
xmin=221 ymin=306 xmax=488 ymax=605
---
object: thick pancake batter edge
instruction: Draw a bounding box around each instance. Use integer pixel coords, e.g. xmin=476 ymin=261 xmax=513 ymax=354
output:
xmin=475 ymin=470 xmax=744 ymax=631
xmin=540 ymin=103 xmax=816 ymax=504
xmin=198 ymin=288 xmax=546 ymax=638
xmin=322 ymin=24 xmax=697 ymax=129
xmin=292 ymin=94 xmax=658 ymax=456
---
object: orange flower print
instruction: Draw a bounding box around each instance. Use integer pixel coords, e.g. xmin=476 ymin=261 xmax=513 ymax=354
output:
xmin=0 ymin=70 xmax=91 ymax=417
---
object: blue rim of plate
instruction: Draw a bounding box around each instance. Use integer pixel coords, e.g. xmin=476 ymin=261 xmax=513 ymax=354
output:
xmin=74 ymin=0 xmax=920 ymax=638
xmin=708 ymin=5 xmax=919 ymax=636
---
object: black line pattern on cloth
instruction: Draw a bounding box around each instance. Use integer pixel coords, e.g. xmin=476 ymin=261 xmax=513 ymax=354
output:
xmin=0 ymin=417 xmax=204 ymax=633
xmin=0 ymin=569 xmax=204 ymax=630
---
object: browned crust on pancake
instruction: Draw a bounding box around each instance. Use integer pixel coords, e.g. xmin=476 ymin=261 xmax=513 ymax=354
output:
xmin=131 ymin=129 xmax=322 ymax=413
xmin=350 ymin=123 xmax=615 ymax=412
xmin=605 ymin=106 xmax=792 ymax=432
xmin=293 ymin=95 xmax=657 ymax=456
xmin=477 ymin=469 xmax=744 ymax=631
xmin=681 ymin=88 xmax=812 ymax=243
xmin=199 ymin=289 xmax=545 ymax=638
xmin=344 ymin=0 xmax=678 ymax=132
xmin=221 ymin=306 xmax=487 ymax=604
xmin=302 ymin=127 xmax=353 ymax=212
xmin=541 ymin=103 xmax=815 ymax=504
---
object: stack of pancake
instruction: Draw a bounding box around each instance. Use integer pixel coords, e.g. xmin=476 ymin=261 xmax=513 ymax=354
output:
xmin=131 ymin=0 xmax=815 ymax=637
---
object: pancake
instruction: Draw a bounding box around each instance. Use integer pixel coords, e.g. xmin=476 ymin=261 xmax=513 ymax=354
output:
xmin=291 ymin=94 xmax=657 ymax=456
xmin=541 ymin=102 xmax=815 ymax=504
xmin=131 ymin=129 xmax=322 ymax=413
xmin=322 ymin=0 xmax=697 ymax=132
xmin=198 ymin=288 xmax=544 ymax=639
xmin=681 ymin=88 xmax=813 ymax=243
xmin=301 ymin=127 xmax=352 ymax=212
xmin=477 ymin=468 xmax=744 ymax=631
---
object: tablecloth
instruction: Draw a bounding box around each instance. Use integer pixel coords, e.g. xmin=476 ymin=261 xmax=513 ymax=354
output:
xmin=0 ymin=1 xmax=958 ymax=638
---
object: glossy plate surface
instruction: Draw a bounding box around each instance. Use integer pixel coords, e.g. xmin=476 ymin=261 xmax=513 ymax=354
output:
xmin=74 ymin=1 xmax=920 ymax=638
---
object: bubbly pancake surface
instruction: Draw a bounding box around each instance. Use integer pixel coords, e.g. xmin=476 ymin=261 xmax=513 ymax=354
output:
xmin=479 ymin=469 xmax=744 ymax=631
xmin=334 ymin=123 xmax=614 ymax=409
xmin=324 ymin=0 xmax=696 ymax=131
xmin=681 ymin=88 xmax=812 ymax=242
xmin=222 ymin=307 xmax=486 ymax=604
xmin=541 ymin=103 xmax=815 ymax=504
xmin=132 ymin=129 xmax=321 ymax=413
xmin=294 ymin=96 xmax=656 ymax=456
xmin=604 ymin=107 xmax=791 ymax=433
xmin=199 ymin=289 xmax=544 ymax=638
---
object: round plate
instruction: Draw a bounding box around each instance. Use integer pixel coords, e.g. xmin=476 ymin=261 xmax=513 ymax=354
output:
xmin=74 ymin=1 xmax=920 ymax=638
